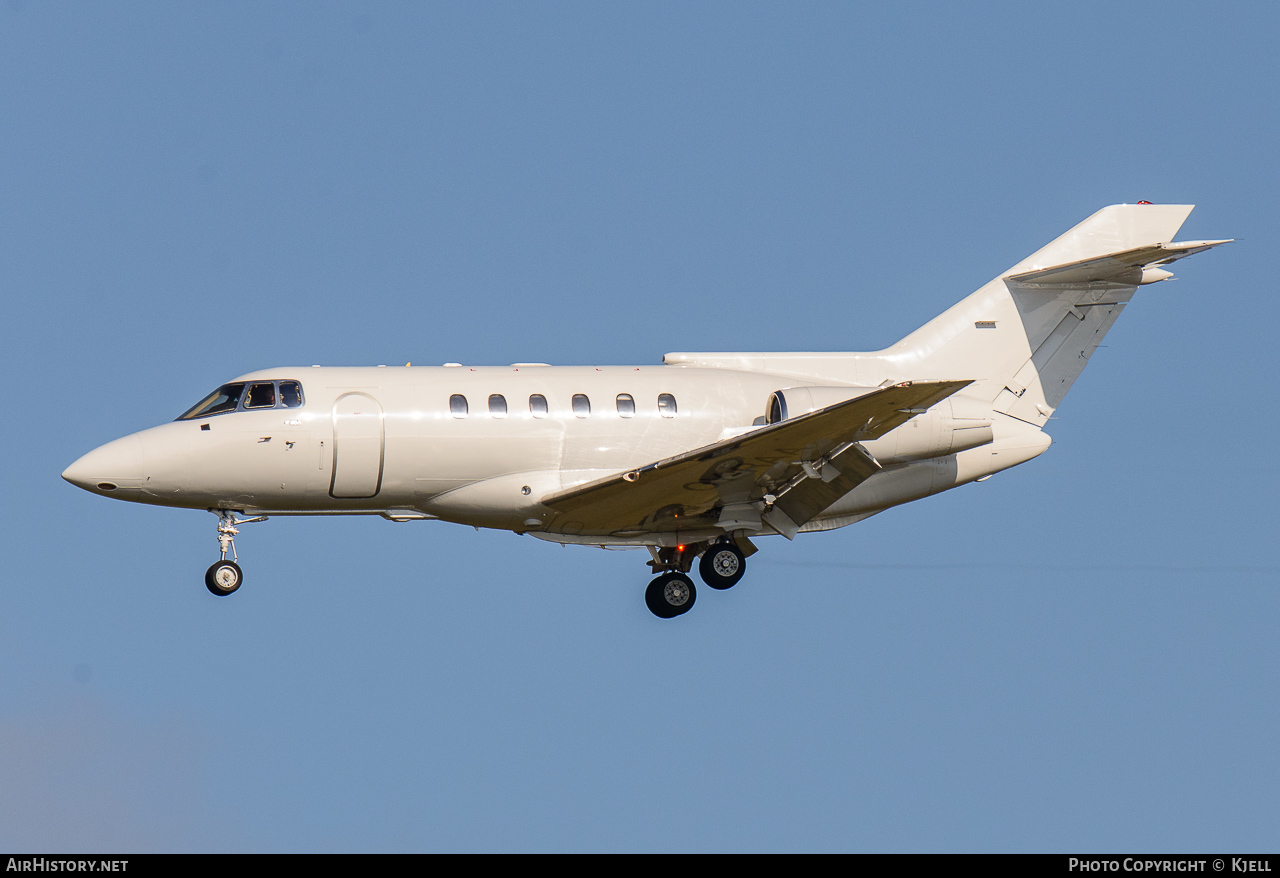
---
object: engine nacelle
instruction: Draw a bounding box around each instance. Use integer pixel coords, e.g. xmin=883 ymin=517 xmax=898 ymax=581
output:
xmin=861 ymin=399 xmax=993 ymax=463
xmin=765 ymin=386 xmax=993 ymax=463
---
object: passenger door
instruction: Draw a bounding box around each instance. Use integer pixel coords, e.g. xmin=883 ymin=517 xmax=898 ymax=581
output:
xmin=330 ymin=392 xmax=385 ymax=499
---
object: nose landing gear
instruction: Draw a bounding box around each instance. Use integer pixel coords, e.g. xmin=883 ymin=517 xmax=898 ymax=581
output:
xmin=205 ymin=509 xmax=267 ymax=596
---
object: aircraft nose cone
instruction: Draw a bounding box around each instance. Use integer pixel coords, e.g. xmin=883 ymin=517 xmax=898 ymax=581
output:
xmin=62 ymin=434 xmax=147 ymax=494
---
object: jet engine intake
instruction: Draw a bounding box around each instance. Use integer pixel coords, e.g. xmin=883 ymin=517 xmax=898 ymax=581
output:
xmin=765 ymin=385 xmax=879 ymax=424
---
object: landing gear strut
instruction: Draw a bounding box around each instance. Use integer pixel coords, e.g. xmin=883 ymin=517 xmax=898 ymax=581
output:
xmin=205 ymin=509 xmax=266 ymax=596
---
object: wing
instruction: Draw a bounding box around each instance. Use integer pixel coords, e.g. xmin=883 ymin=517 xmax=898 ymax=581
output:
xmin=538 ymin=380 xmax=971 ymax=538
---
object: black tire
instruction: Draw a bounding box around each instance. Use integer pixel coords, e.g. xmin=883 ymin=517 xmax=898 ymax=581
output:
xmin=205 ymin=560 xmax=243 ymax=596
xmin=645 ymin=572 xmax=697 ymax=618
xmin=699 ymin=542 xmax=746 ymax=590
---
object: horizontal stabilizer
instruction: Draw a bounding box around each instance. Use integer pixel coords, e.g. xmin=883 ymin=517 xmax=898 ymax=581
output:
xmin=1007 ymin=239 xmax=1232 ymax=286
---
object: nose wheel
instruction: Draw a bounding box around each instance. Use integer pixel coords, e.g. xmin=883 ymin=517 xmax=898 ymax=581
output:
xmin=206 ymin=559 xmax=243 ymax=595
xmin=206 ymin=509 xmax=266 ymax=597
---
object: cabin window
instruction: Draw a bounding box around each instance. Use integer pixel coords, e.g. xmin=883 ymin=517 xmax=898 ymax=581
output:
xmin=489 ymin=394 xmax=507 ymax=418
xmin=572 ymin=394 xmax=591 ymax=418
xmin=245 ymin=383 xmax=277 ymax=409
xmin=279 ymin=381 xmax=303 ymax=408
xmin=450 ymin=394 xmax=468 ymax=418
xmin=658 ymin=393 xmax=677 ymax=418
xmin=176 ymin=383 xmax=245 ymax=420
xmin=529 ymin=394 xmax=548 ymax=418
xmin=616 ymin=393 xmax=635 ymax=418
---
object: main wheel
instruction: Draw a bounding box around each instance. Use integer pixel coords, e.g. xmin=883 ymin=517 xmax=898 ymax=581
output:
xmin=205 ymin=560 xmax=243 ymax=596
xmin=699 ymin=542 xmax=746 ymax=590
xmin=645 ymin=572 xmax=697 ymax=618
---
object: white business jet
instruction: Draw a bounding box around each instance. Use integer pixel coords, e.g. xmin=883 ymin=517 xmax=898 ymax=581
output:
xmin=63 ymin=204 xmax=1228 ymax=617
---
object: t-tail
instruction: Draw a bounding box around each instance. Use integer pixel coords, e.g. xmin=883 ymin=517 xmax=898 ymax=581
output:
xmin=667 ymin=203 xmax=1231 ymax=429
xmin=880 ymin=203 xmax=1231 ymax=427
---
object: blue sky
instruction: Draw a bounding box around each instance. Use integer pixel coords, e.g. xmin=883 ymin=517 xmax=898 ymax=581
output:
xmin=2 ymin=2 xmax=1276 ymax=852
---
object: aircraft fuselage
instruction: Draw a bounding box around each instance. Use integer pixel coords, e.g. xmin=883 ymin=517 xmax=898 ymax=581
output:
xmin=63 ymin=363 xmax=1047 ymax=543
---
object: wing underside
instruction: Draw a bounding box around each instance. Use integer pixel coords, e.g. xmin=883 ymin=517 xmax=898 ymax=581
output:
xmin=538 ymin=380 xmax=971 ymax=538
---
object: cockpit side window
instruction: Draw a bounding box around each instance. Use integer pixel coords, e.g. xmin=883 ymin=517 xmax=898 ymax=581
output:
xmin=245 ymin=383 xmax=277 ymax=409
xmin=279 ymin=381 xmax=303 ymax=408
xmin=177 ymin=383 xmax=245 ymax=420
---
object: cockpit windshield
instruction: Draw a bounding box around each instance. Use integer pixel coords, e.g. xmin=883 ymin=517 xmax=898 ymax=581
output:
xmin=176 ymin=380 xmax=305 ymax=421
xmin=178 ymin=383 xmax=245 ymax=420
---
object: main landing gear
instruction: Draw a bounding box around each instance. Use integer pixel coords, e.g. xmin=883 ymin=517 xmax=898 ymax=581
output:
xmin=645 ymin=572 xmax=696 ymax=618
xmin=644 ymin=538 xmax=750 ymax=619
xmin=699 ymin=541 xmax=746 ymax=590
xmin=205 ymin=509 xmax=266 ymax=596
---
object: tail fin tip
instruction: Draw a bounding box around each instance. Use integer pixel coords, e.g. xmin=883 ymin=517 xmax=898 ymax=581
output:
xmin=1013 ymin=203 xmax=1196 ymax=276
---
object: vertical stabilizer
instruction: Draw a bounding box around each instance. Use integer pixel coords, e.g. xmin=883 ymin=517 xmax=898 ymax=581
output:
xmin=882 ymin=204 xmax=1219 ymax=427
